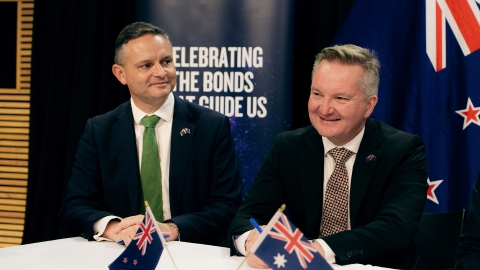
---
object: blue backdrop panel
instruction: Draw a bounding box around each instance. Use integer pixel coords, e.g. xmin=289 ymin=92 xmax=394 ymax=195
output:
xmin=137 ymin=1 xmax=294 ymax=195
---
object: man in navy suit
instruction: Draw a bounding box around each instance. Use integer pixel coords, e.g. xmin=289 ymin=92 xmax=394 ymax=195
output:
xmin=227 ymin=44 xmax=428 ymax=268
xmin=58 ymin=22 xmax=242 ymax=247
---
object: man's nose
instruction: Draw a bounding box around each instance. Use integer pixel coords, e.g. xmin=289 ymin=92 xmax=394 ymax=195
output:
xmin=153 ymin=63 xmax=166 ymax=77
xmin=319 ymin=98 xmax=335 ymax=115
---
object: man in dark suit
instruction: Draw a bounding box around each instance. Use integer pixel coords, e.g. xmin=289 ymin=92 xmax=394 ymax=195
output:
xmin=58 ymin=22 xmax=242 ymax=247
xmin=228 ymin=44 xmax=428 ymax=268
xmin=457 ymin=171 xmax=480 ymax=269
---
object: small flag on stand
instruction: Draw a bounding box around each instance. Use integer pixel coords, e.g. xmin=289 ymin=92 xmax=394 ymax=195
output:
xmin=109 ymin=202 xmax=167 ymax=270
xmin=249 ymin=205 xmax=333 ymax=270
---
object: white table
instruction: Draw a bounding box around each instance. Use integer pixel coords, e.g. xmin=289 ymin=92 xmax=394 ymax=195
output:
xmin=0 ymin=237 xmax=394 ymax=269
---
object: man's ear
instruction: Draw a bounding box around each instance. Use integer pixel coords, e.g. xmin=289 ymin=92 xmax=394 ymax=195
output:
xmin=364 ymin=95 xmax=378 ymax=118
xmin=112 ymin=64 xmax=127 ymax=85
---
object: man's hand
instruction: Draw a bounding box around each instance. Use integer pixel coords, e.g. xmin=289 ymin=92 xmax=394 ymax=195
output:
xmin=101 ymin=215 xmax=180 ymax=245
xmin=245 ymin=226 xmax=269 ymax=269
xmin=158 ymin=222 xmax=179 ymax=242
xmin=311 ymin=239 xmax=326 ymax=258
xmin=103 ymin=215 xmax=144 ymax=245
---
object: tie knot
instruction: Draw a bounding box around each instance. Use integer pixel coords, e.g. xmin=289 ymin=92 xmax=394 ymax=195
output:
xmin=141 ymin=115 xmax=160 ymax=128
xmin=328 ymin=147 xmax=354 ymax=164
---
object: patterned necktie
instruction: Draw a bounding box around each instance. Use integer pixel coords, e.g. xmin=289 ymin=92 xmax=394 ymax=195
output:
xmin=140 ymin=115 xmax=163 ymax=221
xmin=321 ymin=147 xmax=354 ymax=237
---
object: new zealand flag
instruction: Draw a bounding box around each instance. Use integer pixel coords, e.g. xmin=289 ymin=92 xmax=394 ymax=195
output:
xmin=250 ymin=210 xmax=332 ymax=269
xmin=109 ymin=207 xmax=165 ymax=270
xmin=332 ymin=0 xmax=480 ymax=213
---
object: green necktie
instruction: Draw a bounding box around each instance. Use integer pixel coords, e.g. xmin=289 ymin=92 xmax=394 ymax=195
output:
xmin=140 ymin=115 xmax=163 ymax=221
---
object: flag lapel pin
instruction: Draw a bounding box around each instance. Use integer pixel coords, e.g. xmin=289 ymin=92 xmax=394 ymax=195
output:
xmin=366 ymin=154 xmax=376 ymax=162
xmin=180 ymin=128 xmax=190 ymax=136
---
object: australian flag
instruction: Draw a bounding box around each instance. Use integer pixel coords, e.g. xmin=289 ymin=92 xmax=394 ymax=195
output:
xmin=109 ymin=206 xmax=165 ymax=270
xmin=249 ymin=208 xmax=332 ymax=270
xmin=332 ymin=0 xmax=480 ymax=213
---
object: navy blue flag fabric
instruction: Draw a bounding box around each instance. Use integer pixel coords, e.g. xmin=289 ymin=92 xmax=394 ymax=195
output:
xmin=332 ymin=0 xmax=480 ymax=213
xmin=250 ymin=209 xmax=333 ymax=270
xmin=137 ymin=0 xmax=294 ymax=195
xmin=109 ymin=207 xmax=165 ymax=270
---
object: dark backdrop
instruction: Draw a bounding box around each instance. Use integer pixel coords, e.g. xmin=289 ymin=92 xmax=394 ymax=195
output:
xmin=23 ymin=0 xmax=355 ymax=244
xmin=0 ymin=2 xmax=17 ymax=88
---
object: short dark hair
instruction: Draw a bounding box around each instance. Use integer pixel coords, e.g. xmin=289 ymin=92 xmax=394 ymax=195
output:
xmin=312 ymin=44 xmax=380 ymax=98
xmin=114 ymin=22 xmax=171 ymax=65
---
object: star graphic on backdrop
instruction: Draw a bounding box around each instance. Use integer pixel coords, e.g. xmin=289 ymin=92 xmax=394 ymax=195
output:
xmin=427 ymin=178 xmax=443 ymax=204
xmin=455 ymin=98 xmax=480 ymax=129
xmin=123 ymin=257 xmax=128 ymax=264
xmin=273 ymin=253 xmax=287 ymax=268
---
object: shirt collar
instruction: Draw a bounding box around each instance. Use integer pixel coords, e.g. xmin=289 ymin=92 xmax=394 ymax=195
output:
xmin=322 ymin=126 xmax=365 ymax=156
xmin=131 ymin=92 xmax=175 ymax=124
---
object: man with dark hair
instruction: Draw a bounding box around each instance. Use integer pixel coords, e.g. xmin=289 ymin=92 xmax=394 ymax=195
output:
xmin=228 ymin=44 xmax=428 ymax=268
xmin=59 ymin=22 xmax=242 ymax=246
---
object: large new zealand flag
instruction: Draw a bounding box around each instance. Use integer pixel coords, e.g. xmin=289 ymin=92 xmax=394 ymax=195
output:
xmin=332 ymin=0 xmax=480 ymax=213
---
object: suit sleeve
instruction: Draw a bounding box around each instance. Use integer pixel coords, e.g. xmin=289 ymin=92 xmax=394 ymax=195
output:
xmin=58 ymin=119 xmax=115 ymax=240
xmin=324 ymin=135 xmax=428 ymax=265
xmin=227 ymin=134 xmax=286 ymax=254
xmin=168 ymin=115 xmax=242 ymax=246
xmin=457 ymin=174 xmax=480 ymax=270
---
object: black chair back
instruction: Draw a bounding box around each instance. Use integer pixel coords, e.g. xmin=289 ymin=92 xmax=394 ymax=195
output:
xmin=412 ymin=210 xmax=465 ymax=270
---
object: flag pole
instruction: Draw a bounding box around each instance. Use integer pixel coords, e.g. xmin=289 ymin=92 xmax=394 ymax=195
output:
xmin=145 ymin=201 xmax=179 ymax=270
xmin=236 ymin=204 xmax=286 ymax=270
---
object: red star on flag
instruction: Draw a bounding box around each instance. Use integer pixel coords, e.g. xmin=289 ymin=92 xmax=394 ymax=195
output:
xmin=455 ymin=98 xmax=480 ymax=129
xmin=123 ymin=257 xmax=127 ymax=263
xmin=427 ymin=178 xmax=443 ymax=204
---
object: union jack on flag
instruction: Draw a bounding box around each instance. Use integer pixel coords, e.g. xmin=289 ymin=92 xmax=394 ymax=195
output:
xmin=109 ymin=204 xmax=165 ymax=270
xmin=269 ymin=214 xmax=318 ymax=268
xmin=250 ymin=206 xmax=332 ymax=270
xmin=133 ymin=209 xmax=157 ymax=256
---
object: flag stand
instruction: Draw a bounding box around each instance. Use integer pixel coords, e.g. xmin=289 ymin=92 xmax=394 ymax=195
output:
xmin=146 ymin=201 xmax=179 ymax=270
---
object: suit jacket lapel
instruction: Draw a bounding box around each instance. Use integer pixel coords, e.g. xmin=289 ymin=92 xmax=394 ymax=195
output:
xmin=349 ymin=119 xmax=382 ymax=228
xmin=299 ymin=127 xmax=325 ymax=237
xmin=169 ymin=96 xmax=195 ymax=215
xmin=112 ymin=101 xmax=141 ymax=214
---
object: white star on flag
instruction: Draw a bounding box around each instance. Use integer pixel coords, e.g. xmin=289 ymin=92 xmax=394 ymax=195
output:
xmin=455 ymin=98 xmax=480 ymax=130
xmin=273 ymin=253 xmax=287 ymax=268
xmin=427 ymin=178 xmax=443 ymax=204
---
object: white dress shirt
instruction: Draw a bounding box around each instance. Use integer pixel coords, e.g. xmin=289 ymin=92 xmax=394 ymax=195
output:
xmin=93 ymin=93 xmax=175 ymax=241
xmin=235 ymin=127 xmax=365 ymax=265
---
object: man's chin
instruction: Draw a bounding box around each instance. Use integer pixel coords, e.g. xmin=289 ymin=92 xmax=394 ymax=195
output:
xmin=149 ymin=88 xmax=173 ymax=97
xmin=314 ymin=127 xmax=342 ymax=139
xmin=314 ymin=121 xmax=341 ymax=132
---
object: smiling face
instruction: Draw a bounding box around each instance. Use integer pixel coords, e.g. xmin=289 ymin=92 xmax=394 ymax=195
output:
xmin=112 ymin=34 xmax=176 ymax=113
xmin=308 ymin=60 xmax=378 ymax=145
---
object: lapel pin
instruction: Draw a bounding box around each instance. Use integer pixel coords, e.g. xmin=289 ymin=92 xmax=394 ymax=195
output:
xmin=366 ymin=154 xmax=376 ymax=162
xmin=180 ymin=128 xmax=190 ymax=136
